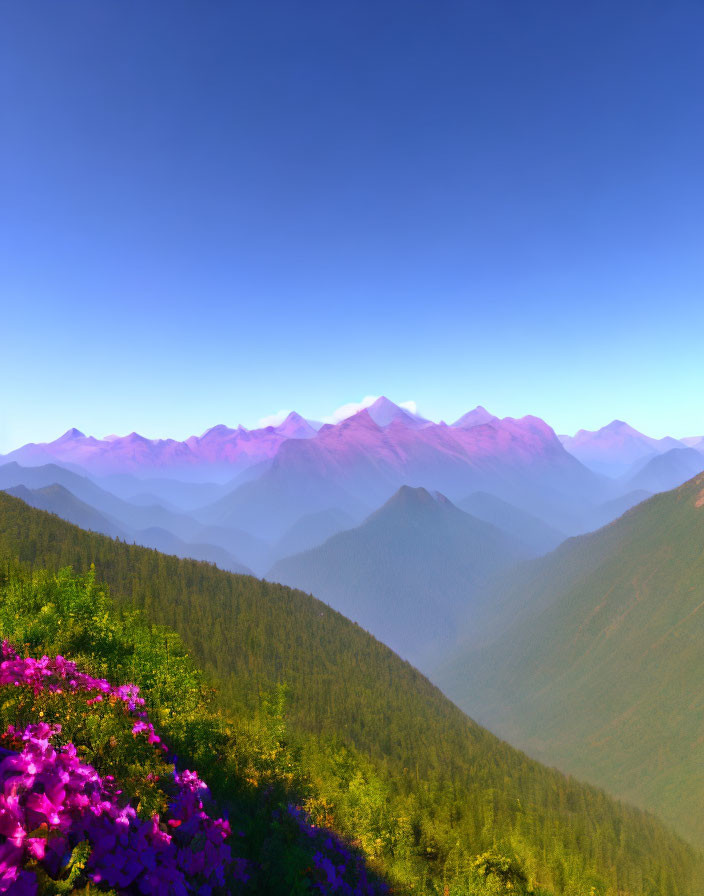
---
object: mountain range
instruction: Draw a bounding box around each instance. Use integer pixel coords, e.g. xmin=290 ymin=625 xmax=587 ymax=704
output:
xmin=559 ymin=419 xmax=688 ymax=477
xmin=4 ymin=402 xmax=701 ymax=505
xmin=2 ymin=399 xmax=702 ymax=576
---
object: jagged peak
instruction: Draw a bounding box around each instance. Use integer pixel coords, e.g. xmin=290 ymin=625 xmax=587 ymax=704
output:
xmin=451 ymin=406 xmax=497 ymax=428
xmin=55 ymin=428 xmax=85 ymax=442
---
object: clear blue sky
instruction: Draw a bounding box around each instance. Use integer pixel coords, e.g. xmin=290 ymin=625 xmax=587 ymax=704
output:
xmin=2 ymin=0 xmax=703 ymax=452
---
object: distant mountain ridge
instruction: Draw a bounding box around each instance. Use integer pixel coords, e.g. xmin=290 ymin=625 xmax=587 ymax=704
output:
xmin=622 ymin=446 xmax=704 ymax=493
xmin=268 ymin=485 xmax=528 ymax=669
xmin=5 ymin=400 xmax=699 ymax=489
xmin=190 ymin=408 xmax=609 ymax=541
xmin=0 ymin=399 xmax=530 ymax=480
xmin=559 ymin=420 xmax=688 ymax=477
xmin=1 ymin=413 xmax=317 ymax=481
xmin=0 ymin=463 xmax=257 ymax=574
xmin=3 ymin=400 xmax=701 ymax=560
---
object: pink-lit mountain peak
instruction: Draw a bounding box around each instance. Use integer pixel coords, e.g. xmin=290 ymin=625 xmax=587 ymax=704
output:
xmin=567 ymin=420 xmax=682 ymax=450
xmin=359 ymin=397 xmax=430 ymax=429
xmin=200 ymin=424 xmax=236 ymax=439
xmin=571 ymin=420 xmax=643 ymax=444
xmin=504 ymin=415 xmax=561 ymax=440
xmin=682 ymin=435 xmax=704 ymax=450
xmin=319 ymin=408 xmax=383 ymax=438
xmin=55 ymin=427 xmax=86 ymax=442
xmin=451 ymin=406 xmax=498 ymax=429
xmin=274 ymin=412 xmax=317 ymax=439
xmin=559 ymin=419 xmax=685 ymax=477
xmin=122 ymin=431 xmax=154 ymax=444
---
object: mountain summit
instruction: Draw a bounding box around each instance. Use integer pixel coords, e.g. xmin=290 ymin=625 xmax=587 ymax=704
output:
xmin=363 ymin=396 xmax=430 ymax=428
xmin=274 ymin=412 xmax=318 ymax=439
xmin=451 ymin=406 xmax=498 ymax=428
xmin=269 ymin=485 xmax=526 ymax=669
xmin=560 ymin=420 xmax=684 ymax=476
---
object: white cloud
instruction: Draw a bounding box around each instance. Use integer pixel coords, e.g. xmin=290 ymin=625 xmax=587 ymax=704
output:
xmin=399 ymin=400 xmax=418 ymax=415
xmin=257 ymin=409 xmax=292 ymax=428
xmin=322 ymin=395 xmax=379 ymax=424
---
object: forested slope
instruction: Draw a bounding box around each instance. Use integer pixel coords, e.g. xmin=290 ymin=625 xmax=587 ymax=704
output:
xmin=0 ymin=491 xmax=701 ymax=895
xmin=439 ymin=473 xmax=704 ymax=848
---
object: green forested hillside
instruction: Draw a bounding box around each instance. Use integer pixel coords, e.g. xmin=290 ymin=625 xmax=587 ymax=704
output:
xmin=0 ymin=491 xmax=701 ymax=895
xmin=439 ymin=473 xmax=704 ymax=849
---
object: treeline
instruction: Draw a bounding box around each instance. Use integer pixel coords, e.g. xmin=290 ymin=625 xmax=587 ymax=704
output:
xmin=0 ymin=491 xmax=701 ymax=895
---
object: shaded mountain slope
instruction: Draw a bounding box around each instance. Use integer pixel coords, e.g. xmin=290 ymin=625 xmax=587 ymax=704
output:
xmin=3 ymin=483 xmax=126 ymax=539
xmin=266 ymin=506 xmax=359 ymax=568
xmin=269 ymin=486 xmax=529 ymax=669
xmin=95 ymin=472 xmax=230 ymax=511
xmin=0 ymin=462 xmax=267 ymax=570
xmin=438 ymin=474 xmax=704 ymax=847
xmin=583 ymin=489 xmax=653 ymax=531
xmin=560 ymin=421 xmax=683 ymax=477
xmin=0 ymin=462 xmax=205 ymax=539
xmin=458 ymin=491 xmax=566 ymax=555
xmin=0 ymin=491 xmax=700 ymax=895
xmin=622 ymin=446 xmax=704 ymax=494
xmin=133 ymin=526 xmax=253 ymax=575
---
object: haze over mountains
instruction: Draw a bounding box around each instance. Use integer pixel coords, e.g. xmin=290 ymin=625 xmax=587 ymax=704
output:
xmin=559 ymin=419 xmax=691 ymax=477
xmin=2 ymin=397 xmax=702 ymax=579
xmin=269 ymin=486 xmax=528 ymax=669
xmin=5 ymin=398 xmax=698 ymax=486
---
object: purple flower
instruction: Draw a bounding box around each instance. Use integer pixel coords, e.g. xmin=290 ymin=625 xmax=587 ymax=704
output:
xmin=0 ymin=646 xmax=236 ymax=894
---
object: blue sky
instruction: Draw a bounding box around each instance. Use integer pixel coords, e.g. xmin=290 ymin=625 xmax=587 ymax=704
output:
xmin=2 ymin=0 xmax=703 ymax=452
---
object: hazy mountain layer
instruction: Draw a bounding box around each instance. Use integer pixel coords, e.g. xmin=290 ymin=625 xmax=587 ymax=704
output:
xmin=458 ymin=491 xmax=566 ymax=555
xmin=265 ymin=506 xmax=359 ymax=568
xmin=622 ymin=446 xmax=704 ymax=494
xmin=0 ymin=465 xmax=256 ymax=574
xmin=559 ymin=420 xmax=685 ymax=477
xmin=269 ymin=486 xmax=528 ymax=669
xmin=196 ymin=408 xmax=611 ymax=540
xmin=3 ymin=483 xmax=125 ymax=539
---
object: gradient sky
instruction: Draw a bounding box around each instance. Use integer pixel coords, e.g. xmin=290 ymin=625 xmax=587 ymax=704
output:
xmin=2 ymin=0 xmax=703 ymax=452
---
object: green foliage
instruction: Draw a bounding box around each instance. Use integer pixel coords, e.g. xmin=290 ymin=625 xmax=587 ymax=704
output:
xmin=0 ymin=491 xmax=702 ymax=895
xmin=33 ymin=841 xmax=93 ymax=895
xmin=470 ymin=851 xmax=529 ymax=894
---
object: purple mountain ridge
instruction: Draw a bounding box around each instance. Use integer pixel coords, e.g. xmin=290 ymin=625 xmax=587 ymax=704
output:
xmin=192 ymin=405 xmax=605 ymax=540
xmin=364 ymin=397 xmax=431 ymax=429
xmin=559 ymin=420 xmax=685 ymax=477
xmin=451 ymin=406 xmax=499 ymax=428
xmin=681 ymin=435 xmax=704 ymax=450
xmin=3 ymin=398 xmax=696 ymax=572
xmin=2 ymin=415 xmax=319 ymax=481
xmin=2 ymin=400 xmax=692 ymax=528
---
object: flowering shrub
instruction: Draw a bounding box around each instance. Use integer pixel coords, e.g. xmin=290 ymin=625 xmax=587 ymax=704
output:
xmin=0 ymin=642 xmax=236 ymax=894
xmin=0 ymin=568 xmax=395 ymax=895
xmin=286 ymin=804 xmax=389 ymax=896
